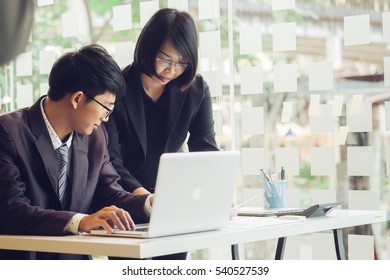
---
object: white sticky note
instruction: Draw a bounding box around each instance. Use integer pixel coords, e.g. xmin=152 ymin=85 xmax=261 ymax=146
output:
xmin=273 ymin=63 xmax=298 ymax=93
xmin=201 ymin=70 xmax=221 ymax=97
xmin=348 ymin=190 xmax=378 ymax=210
xmin=39 ymin=50 xmax=55 ymax=75
xmin=384 ymin=57 xmax=390 ymax=87
xmin=167 ymin=0 xmax=188 ymax=11
xmin=113 ymin=4 xmax=132 ymax=31
xmin=140 ymin=1 xmax=159 ymax=28
xmin=332 ymin=95 xmax=344 ymax=116
xmin=62 ymin=13 xmax=79 ymax=38
xmin=347 ymin=147 xmax=374 ymax=176
xmin=240 ymin=66 xmax=263 ymax=94
xmin=310 ymin=147 xmax=335 ymax=176
xmin=348 ymin=235 xmax=374 ymax=260
xmin=199 ymin=31 xmax=221 ymax=58
xmin=308 ymin=61 xmax=333 ymax=91
xmin=346 ymin=102 xmax=372 ymax=132
xmin=198 ymin=0 xmax=220 ymax=20
xmin=40 ymin=83 xmax=49 ymax=96
xmin=349 ymin=94 xmax=363 ymax=115
xmin=16 ymin=84 xmax=33 ymax=109
xmin=37 ymin=0 xmax=54 ymax=7
xmin=242 ymin=148 xmax=265 ymax=176
xmin=308 ymin=94 xmax=320 ymax=116
xmin=272 ymin=22 xmax=296 ymax=52
xmin=272 ymin=0 xmax=295 ymax=11
xmin=275 ymin=147 xmax=299 ymax=176
xmin=309 ymin=104 xmax=334 ymax=133
xmin=344 ymin=14 xmax=370 ymax=46
xmin=241 ymin=107 xmax=264 ymax=135
xmin=16 ymin=52 xmax=32 ymax=77
xmin=383 ymin=12 xmax=390 ymax=42
xmin=311 ymin=190 xmax=336 ymax=205
xmin=312 ymin=233 xmax=337 ymax=260
xmin=240 ymin=26 xmax=262 ymax=55
xmin=281 ymin=101 xmax=293 ymax=123
xmin=115 ymin=41 xmax=134 ymax=69
xmin=336 ymin=126 xmax=349 ymax=145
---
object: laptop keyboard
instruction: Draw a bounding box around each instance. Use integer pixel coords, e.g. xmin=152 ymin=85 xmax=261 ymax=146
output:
xmin=135 ymin=226 xmax=149 ymax=232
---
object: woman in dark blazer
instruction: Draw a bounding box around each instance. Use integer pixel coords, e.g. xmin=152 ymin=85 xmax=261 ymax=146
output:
xmin=106 ymin=8 xmax=219 ymax=196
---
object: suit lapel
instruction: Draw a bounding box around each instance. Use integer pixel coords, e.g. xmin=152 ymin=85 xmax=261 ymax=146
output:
xmin=69 ymin=133 xmax=88 ymax=211
xmin=124 ymin=77 xmax=147 ymax=155
xmin=28 ymin=97 xmax=58 ymax=196
xmin=165 ymin=84 xmax=187 ymax=149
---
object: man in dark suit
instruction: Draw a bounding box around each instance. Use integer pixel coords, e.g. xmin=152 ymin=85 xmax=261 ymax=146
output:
xmin=0 ymin=44 xmax=151 ymax=260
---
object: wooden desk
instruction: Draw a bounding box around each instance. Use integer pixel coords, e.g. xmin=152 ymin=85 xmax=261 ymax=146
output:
xmin=0 ymin=209 xmax=386 ymax=259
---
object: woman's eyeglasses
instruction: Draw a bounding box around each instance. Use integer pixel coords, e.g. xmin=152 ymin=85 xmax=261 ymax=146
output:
xmin=155 ymin=57 xmax=189 ymax=71
xmin=92 ymin=98 xmax=114 ymax=119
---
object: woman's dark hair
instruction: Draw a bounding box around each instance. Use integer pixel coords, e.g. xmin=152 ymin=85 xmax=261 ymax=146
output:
xmin=48 ymin=44 xmax=125 ymax=101
xmin=133 ymin=8 xmax=198 ymax=92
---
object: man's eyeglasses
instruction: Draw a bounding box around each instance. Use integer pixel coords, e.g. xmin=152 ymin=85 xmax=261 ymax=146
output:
xmin=91 ymin=98 xmax=114 ymax=119
xmin=155 ymin=57 xmax=189 ymax=71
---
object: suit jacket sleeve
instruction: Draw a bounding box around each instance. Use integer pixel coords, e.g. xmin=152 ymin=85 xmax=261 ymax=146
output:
xmin=0 ymin=119 xmax=75 ymax=235
xmin=187 ymin=76 xmax=220 ymax=152
xmin=105 ymin=113 xmax=143 ymax=193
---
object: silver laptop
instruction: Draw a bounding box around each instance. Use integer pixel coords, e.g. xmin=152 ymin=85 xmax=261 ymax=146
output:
xmin=90 ymin=151 xmax=241 ymax=238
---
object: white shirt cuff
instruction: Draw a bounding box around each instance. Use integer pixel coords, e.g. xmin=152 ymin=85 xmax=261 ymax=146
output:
xmin=64 ymin=213 xmax=87 ymax=234
xmin=144 ymin=195 xmax=153 ymax=216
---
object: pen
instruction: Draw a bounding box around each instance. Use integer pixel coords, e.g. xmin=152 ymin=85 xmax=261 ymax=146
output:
xmin=280 ymin=166 xmax=285 ymax=180
xmin=260 ymin=169 xmax=272 ymax=197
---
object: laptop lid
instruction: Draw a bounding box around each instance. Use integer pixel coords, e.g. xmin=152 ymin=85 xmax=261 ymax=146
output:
xmin=91 ymin=151 xmax=240 ymax=238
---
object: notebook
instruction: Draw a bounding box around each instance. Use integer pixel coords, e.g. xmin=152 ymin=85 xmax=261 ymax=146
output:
xmin=90 ymin=151 xmax=241 ymax=238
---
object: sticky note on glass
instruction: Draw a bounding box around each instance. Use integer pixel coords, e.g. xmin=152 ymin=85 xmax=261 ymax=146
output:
xmin=348 ymin=190 xmax=377 ymax=210
xmin=16 ymin=52 xmax=32 ymax=77
xmin=39 ymin=50 xmax=55 ymax=75
xmin=281 ymin=101 xmax=293 ymax=123
xmin=273 ymin=63 xmax=298 ymax=93
xmin=308 ymin=61 xmax=333 ymax=91
xmin=240 ymin=66 xmax=263 ymax=95
xmin=349 ymin=94 xmax=363 ymax=115
xmin=240 ymin=26 xmax=262 ymax=55
xmin=344 ymin=14 xmax=370 ymax=46
xmin=347 ymin=146 xmax=374 ymax=176
xmin=275 ymin=147 xmax=299 ymax=176
xmin=113 ymin=4 xmax=132 ymax=31
xmin=199 ymin=31 xmax=221 ymax=58
xmin=167 ymin=0 xmax=188 ymax=11
xmin=241 ymin=107 xmax=264 ymax=135
xmin=309 ymin=94 xmax=320 ymax=116
xmin=198 ymin=0 xmax=220 ymax=20
xmin=272 ymin=22 xmax=296 ymax=52
xmin=332 ymin=95 xmax=344 ymax=116
xmin=242 ymin=148 xmax=265 ymax=176
xmin=272 ymin=0 xmax=295 ymax=10
xmin=346 ymin=102 xmax=372 ymax=132
xmin=16 ymin=84 xmax=33 ymax=109
xmin=336 ymin=126 xmax=349 ymax=145
xmin=383 ymin=12 xmax=390 ymax=42
xmin=115 ymin=41 xmax=134 ymax=69
xmin=309 ymin=104 xmax=334 ymax=133
xmin=310 ymin=147 xmax=335 ymax=176
xmin=40 ymin=83 xmax=49 ymax=96
xmin=62 ymin=13 xmax=79 ymax=38
xmin=201 ymin=70 xmax=221 ymax=97
xmin=312 ymin=233 xmax=336 ymax=260
xmin=140 ymin=1 xmax=159 ymax=28
xmin=37 ymin=0 xmax=54 ymax=6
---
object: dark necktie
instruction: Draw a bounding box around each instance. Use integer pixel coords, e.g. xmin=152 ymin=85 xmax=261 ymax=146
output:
xmin=56 ymin=143 xmax=70 ymax=209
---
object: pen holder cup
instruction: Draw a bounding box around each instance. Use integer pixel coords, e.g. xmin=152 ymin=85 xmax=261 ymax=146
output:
xmin=262 ymin=180 xmax=286 ymax=209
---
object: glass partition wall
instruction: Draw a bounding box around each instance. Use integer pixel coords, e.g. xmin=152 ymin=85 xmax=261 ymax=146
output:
xmin=1 ymin=0 xmax=389 ymax=260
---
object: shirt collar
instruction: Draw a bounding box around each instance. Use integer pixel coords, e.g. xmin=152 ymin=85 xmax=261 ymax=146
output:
xmin=40 ymin=97 xmax=73 ymax=150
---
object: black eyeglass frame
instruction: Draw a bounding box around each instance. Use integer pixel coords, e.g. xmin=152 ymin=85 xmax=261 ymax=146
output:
xmin=155 ymin=57 xmax=189 ymax=71
xmin=91 ymin=97 xmax=114 ymax=119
